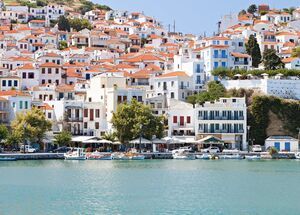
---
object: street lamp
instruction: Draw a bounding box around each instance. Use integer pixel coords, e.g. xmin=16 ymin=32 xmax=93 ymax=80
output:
xmin=247 ymin=126 xmax=250 ymax=153
xmin=139 ymin=124 xmax=143 ymax=153
xmin=23 ymin=123 xmax=27 ymax=154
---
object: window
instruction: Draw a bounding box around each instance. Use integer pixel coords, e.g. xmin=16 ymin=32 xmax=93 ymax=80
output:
xmin=84 ymin=122 xmax=87 ymax=129
xmin=196 ymin=64 xmax=201 ymax=73
xmin=221 ymin=62 xmax=226 ymax=67
xmin=95 ymin=109 xmax=100 ymax=118
xmin=187 ymin=116 xmax=191 ymax=124
xmin=25 ymin=101 xmax=28 ymax=109
xmin=42 ymin=79 xmax=45 ymax=84
xmin=84 ymin=109 xmax=88 ymax=117
xmin=8 ymin=80 xmax=12 ymax=87
xmin=48 ymin=68 xmax=51 ymax=74
xmin=213 ymin=50 xmax=218 ymax=58
xmin=55 ymin=68 xmax=59 ymax=74
xmin=173 ymin=116 xmax=177 ymax=123
xmin=47 ymin=112 xmax=51 ymax=119
xmin=95 ymin=122 xmax=99 ymax=129
xmin=19 ymin=101 xmax=23 ymax=109
xmin=238 ymin=42 xmax=243 ymax=47
xmin=28 ymin=73 xmax=34 ymax=79
xmin=12 ymin=102 xmax=16 ymax=108
xmin=14 ymin=80 xmax=18 ymax=87
xmin=42 ymin=68 xmax=45 ymax=74
xmin=170 ymin=92 xmax=174 ymax=98
xmin=225 ymin=41 xmax=229 ymax=45
xmin=214 ymin=62 xmax=218 ymax=68
xmin=2 ymin=80 xmax=6 ymax=86
xmin=22 ymin=73 xmax=27 ymax=79
xmin=171 ymin=81 xmax=174 ymax=87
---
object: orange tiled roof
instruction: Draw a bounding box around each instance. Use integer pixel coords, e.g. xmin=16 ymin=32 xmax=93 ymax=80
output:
xmin=157 ymin=71 xmax=188 ymax=78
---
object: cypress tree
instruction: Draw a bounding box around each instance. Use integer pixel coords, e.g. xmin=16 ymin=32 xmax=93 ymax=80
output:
xmin=246 ymin=35 xmax=262 ymax=68
xmin=57 ymin=16 xmax=70 ymax=32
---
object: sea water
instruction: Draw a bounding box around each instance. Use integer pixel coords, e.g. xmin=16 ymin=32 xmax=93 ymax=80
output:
xmin=0 ymin=160 xmax=300 ymax=215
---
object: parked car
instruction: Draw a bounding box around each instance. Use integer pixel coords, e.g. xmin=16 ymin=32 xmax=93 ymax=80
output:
xmin=252 ymin=145 xmax=262 ymax=152
xmin=201 ymin=146 xmax=220 ymax=153
xmin=52 ymin=146 xmax=72 ymax=153
xmin=20 ymin=145 xmax=37 ymax=153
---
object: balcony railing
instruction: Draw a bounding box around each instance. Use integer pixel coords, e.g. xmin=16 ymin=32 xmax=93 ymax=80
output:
xmin=198 ymin=129 xmax=244 ymax=134
xmin=67 ymin=117 xmax=83 ymax=122
xmin=213 ymin=55 xmax=228 ymax=59
xmin=234 ymin=61 xmax=249 ymax=65
xmin=198 ymin=116 xmax=244 ymax=120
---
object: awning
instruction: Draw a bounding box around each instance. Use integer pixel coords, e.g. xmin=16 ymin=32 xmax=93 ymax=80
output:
xmin=71 ymin=136 xmax=97 ymax=142
xmin=129 ymin=138 xmax=152 ymax=144
xmin=197 ymin=135 xmax=224 ymax=145
xmin=82 ymin=139 xmax=113 ymax=144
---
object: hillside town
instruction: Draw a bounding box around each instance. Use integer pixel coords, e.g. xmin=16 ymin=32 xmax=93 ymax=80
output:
xmin=0 ymin=0 xmax=299 ymax=156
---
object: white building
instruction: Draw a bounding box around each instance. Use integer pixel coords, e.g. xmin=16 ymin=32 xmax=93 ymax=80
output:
xmin=167 ymin=99 xmax=195 ymax=137
xmin=153 ymin=71 xmax=193 ymax=101
xmin=221 ymin=77 xmax=300 ymax=100
xmin=195 ymin=97 xmax=247 ymax=150
xmin=265 ymin=136 xmax=299 ymax=152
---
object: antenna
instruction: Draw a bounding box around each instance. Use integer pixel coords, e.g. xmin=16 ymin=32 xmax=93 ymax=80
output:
xmin=173 ymin=20 xmax=176 ymax=33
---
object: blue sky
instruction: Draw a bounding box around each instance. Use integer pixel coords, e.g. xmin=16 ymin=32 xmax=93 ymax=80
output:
xmin=96 ymin=0 xmax=300 ymax=35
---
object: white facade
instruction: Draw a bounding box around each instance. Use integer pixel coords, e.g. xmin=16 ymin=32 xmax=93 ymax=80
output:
xmin=195 ymin=97 xmax=247 ymax=150
xmin=221 ymin=78 xmax=300 ymax=100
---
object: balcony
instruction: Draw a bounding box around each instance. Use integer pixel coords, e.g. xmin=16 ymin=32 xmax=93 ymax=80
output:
xmin=213 ymin=55 xmax=228 ymax=59
xmin=67 ymin=117 xmax=83 ymax=122
xmin=234 ymin=61 xmax=249 ymax=65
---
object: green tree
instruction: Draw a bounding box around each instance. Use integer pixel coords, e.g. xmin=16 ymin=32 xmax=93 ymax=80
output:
xmin=54 ymin=131 xmax=72 ymax=146
xmin=5 ymin=132 xmax=21 ymax=148
xmin=102 ymin=131 xmax=117 ymax=142
xmin=0 ymin=125 xmax=9 ymax=146
xmin=57 ymin=16 xmax=70 ymax=32
xmin=238 ymin=10 xmax=247 ymax=16
xmin=69 ymin=18 xmax=92 ymax=32
xmin=111 ymin=99 xmax=164 ymax=143
xmin=58 ymin=41 xmax=68 ymax=50
xmin=282 ymin=7 xmax=296 ymax=15
xmin=246 ymin=35 xmax=262 ymax=68
xmin=263 ymin=49 xmax=284 ymax=70
xmin=291 ymin=47 xmax=300 ymax=58
xmin=11 ymin=108 xmax=52 ymax=148
xmin=247 ymin=4 xmax=257 ymax=14
xmin=187 ymin=81 xmax=226 ymax=105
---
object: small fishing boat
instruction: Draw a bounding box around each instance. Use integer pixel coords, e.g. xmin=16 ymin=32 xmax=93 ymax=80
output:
xmin=219 ymin=154 xmax=243 ymax=159
xmin=172 ymin=152 xmax=195 ymax=160
xmin=64 ymin=148 xmax=86 ymax=160
xmin=112 ymin=152 xmax=145 ymax=160
xmin=0 ymin=157 xmax=17 ymax=161
xmin=196 ymin=153 xmax=211 ymax=160
xmin=295 ymin=152 xmax=300 ymax=159
xmin=245 ymin=155 xmax=261 ymax=160
xmin=86 ymin=151 xmax=112 ymax=160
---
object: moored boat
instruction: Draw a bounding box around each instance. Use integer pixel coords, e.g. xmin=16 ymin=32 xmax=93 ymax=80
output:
xmin=219 ymin=154 xmax=243 ymax=159
xmin=295 ymin=152 xmax=300 ymax=159
xmin=86 ymin=151 xmax=112 ymax=160
xmin=173 ymin=152 xmax=195 ymax=160
xmin=245 ymin=155 xmax=261 ymax=160
xmin=196 ymin=153 xmax=211 ymax=160
xmin=64 ymin=148 xmax=86 ymax=160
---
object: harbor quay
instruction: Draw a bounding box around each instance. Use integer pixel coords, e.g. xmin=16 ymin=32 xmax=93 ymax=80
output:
xmin=0 ymin=151 xmax=296 ymax=160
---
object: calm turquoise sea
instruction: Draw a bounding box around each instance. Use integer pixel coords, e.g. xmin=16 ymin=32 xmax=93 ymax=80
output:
xmin=0 ymin=160 xmax=300 ymax=215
